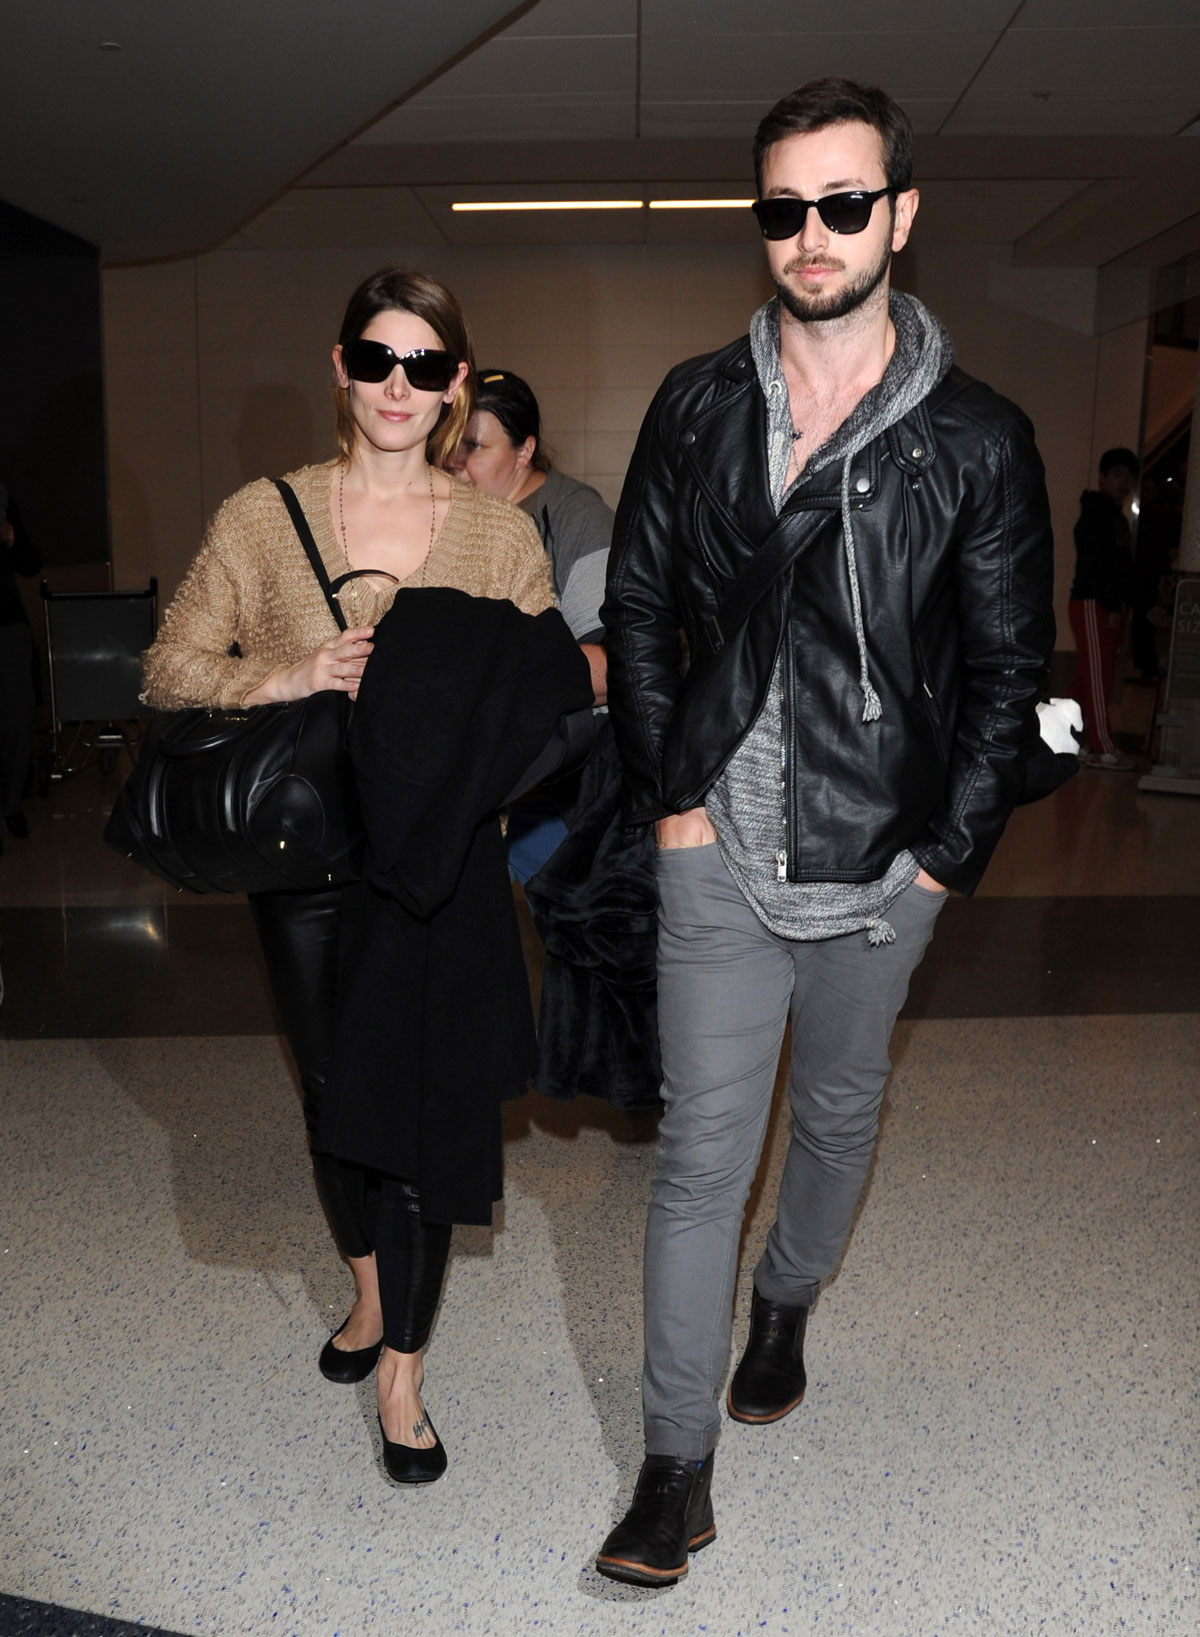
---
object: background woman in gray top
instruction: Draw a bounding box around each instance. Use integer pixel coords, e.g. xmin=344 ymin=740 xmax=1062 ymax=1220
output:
xmin=453 ymin=368 xmax=612 ymax=882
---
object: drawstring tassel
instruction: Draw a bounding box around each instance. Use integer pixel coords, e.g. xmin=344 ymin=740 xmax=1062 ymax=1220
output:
xmin=839 ymin=455 xmax=883 ymax=726
xmin=866 ymin=917 xmax=896 ymax=947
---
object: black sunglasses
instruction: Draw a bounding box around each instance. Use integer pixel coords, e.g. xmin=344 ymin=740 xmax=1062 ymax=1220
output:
xmin=752 ymin=187 xmax=895 ymax=241
xmin=341 ymin=339 xmax=459 ymax=391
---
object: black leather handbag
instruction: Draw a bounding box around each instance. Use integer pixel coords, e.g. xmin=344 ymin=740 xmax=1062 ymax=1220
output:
xmin=104 ymin=480 xmax=367 ymax=894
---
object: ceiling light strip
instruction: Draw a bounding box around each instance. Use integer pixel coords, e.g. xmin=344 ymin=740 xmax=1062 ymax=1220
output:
xmin=649 ymin=199 xmax=754 ymax=210
xmin=451 ymin=200 xmax=643 ymax=213
xmin=449 ymin=199 xmax=755 ymax=214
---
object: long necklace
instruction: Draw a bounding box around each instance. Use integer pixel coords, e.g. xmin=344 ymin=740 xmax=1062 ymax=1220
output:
xmin=338 ymin=463 xmax=437 ymax=587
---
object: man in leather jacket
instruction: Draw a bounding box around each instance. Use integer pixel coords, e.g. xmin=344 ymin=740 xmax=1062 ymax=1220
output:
xmin=595 ymin=78 xmax=1055 ymax=1588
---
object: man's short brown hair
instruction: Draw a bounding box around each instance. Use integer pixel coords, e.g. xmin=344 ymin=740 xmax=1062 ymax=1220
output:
xmin=753 ymin=77 xmax=914 ymax=196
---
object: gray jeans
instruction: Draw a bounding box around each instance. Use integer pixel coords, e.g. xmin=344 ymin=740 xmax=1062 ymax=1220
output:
xmin=643 ymin=842 xmax=946 ymax=1459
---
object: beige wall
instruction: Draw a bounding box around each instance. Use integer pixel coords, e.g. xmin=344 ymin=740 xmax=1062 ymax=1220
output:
xmin=104 ymin=236 xmax=1150 ymax=647
xmin=103 ymin=259 xmax=205 ymax=602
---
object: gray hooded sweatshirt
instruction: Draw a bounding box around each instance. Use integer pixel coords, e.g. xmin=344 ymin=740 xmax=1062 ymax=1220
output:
xmin=705 ymin=290 xmax=955 ymax=943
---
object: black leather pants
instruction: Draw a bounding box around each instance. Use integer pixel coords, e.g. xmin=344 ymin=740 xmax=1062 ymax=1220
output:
xmin=248 ymin=886 xmax=375 ymax=1260
xmin=249 ymin=887 xmax=451 ymax=1349
xmin=376 ymin=1178 xmax=452 ymax=1353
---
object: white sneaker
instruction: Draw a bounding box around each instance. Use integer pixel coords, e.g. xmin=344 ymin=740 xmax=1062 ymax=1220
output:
xmin=1084 ymin=751 xmax=1135 ymax=772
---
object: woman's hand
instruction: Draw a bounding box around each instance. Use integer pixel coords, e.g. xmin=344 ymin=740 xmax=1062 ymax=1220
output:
xmin=243 ymin=627 xmax=374 ymax=705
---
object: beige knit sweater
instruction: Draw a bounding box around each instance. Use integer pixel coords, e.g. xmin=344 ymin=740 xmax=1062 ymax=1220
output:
xmin=141 ymin=462 xmax=555 ymax=710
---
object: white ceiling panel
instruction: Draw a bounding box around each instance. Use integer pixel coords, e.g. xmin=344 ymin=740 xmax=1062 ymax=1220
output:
xmin=361 ymin=95 xmax=635 ymax=146
xmin=945 ymin=97 xmax=1199 ymax=138
xmin=415 ymin=34 xmax=634 ymax=97
xmin=640 ymin=30 xmax=997 ymax=103
xmin=641 ymin=98 xmax=957 ymax=141
xmin=639 ymin=101 xmax=793 ymax=142
xmin=1015 ymin=0 xmax=1200 ymax=25
xmin=965 ymin=27 xmax=1200 ymax=97
xmin=893 ymin=102 xmax=959 ymax=137
xmin=644 ymin=0 xmax=1015 ymax=30
xmin=358 ymin=35 xmax=637 ymax=143
xmin=306 ymin=137 xmax=751 ymax=189
xmin=503 ymin=0 xmax=638 ymax=34
xmin=223 ymin=188 xmax=445 ymax=252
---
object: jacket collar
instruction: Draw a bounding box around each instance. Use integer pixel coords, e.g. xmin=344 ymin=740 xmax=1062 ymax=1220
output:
xmin=679 ymin=333 xmax=941 ymax=526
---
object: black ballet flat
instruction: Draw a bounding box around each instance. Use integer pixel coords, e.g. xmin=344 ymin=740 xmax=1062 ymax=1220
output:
xmin=318 ymin=1318 xmax=383 ymax=1384
xmin=378 ymin=1413 xmax=448 ymax=1485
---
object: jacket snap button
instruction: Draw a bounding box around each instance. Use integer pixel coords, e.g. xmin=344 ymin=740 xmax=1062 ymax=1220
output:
xmin=682 ymin=430 xmax=696 ymax=445
xmin=911 ymin=445 xmax=925 ymax=459
xmin=854 ymin=476 xmax=870 ymax=494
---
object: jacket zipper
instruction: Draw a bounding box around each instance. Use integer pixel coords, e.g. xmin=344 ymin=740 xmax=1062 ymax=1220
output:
xmin=913 ymin=642 xmax=949 ymax=761
xmin=778 ymin=627 xmax=795 ymax=882
xmin=776 ymin=724 xmax=787 ymax=880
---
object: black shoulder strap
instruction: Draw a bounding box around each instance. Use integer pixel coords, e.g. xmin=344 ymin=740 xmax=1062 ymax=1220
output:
xmin=700 ymin=507 xmax=828 ymax=654
xmin=272 ymin=478 xmax=347 ymax=632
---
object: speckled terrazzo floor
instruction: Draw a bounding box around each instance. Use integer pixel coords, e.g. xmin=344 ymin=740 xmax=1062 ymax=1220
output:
xmin=3 ymin=1015 xmax=1197 ymax=1636
xmin=2 ymin=749 xmax=1199 ymax=1636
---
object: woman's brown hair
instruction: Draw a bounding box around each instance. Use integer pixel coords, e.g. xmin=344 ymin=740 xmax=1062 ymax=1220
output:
xmin=333 ymin=266 xmax=477 ymax=470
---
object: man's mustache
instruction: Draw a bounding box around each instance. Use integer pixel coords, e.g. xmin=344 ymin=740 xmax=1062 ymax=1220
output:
xmin=782 ymin=255 xmax=845 ymax=274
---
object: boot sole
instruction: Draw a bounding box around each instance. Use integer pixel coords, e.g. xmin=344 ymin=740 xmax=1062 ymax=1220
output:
xmin=726 ymin=1385 xmax=806 ymax=1424
xmin=595 ymin=1525 xmax=716 ymax=1587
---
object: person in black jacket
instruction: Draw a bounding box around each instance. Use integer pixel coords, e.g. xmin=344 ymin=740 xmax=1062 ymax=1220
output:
xmin=1068 ymin=446 xmax=1138 ymax=770
xmin=141 ymin=267 xmax=560 ymax=1489
xmin=596 ymin=78 xmax=1055 ymax=1588
xmin=0 ymin=487 xmax=41 ymax=845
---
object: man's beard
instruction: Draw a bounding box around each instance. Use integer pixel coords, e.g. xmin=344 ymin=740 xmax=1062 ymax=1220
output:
xmin=774 ymin=235 xmax=891 ymax=324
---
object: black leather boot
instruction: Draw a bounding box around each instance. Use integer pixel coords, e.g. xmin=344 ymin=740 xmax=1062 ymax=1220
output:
xmin=595 ymin=1452 xmax=716 ymax=1587
xmin=727 ymin=1287 xmax=808 ymax=1423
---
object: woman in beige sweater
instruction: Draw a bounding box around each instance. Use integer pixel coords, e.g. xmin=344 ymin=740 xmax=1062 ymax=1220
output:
xmin=143 ymin=267 xmax=553 ymax=1485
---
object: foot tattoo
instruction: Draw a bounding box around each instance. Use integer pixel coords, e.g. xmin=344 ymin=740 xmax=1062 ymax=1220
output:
xmin=411 ymin=1412 xmax=430 ymax=1442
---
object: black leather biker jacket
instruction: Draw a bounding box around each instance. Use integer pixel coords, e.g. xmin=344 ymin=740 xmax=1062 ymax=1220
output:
xmin=601 ymin=337 xmax=1056 ymax=896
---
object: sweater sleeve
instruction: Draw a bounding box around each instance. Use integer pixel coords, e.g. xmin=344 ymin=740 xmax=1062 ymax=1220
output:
xmin=140 ymin=494 xmax=284 ymax=710
xmin=502 ymin=507 xmax=556 ymax=617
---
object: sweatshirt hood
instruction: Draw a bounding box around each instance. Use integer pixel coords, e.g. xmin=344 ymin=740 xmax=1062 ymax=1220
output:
xmin=748 ymin=290 xmax=955 ymax=722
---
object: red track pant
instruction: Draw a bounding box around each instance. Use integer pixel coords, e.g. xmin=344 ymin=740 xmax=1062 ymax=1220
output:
xmin=1068 ymin=598 xmax=1123 ymax=755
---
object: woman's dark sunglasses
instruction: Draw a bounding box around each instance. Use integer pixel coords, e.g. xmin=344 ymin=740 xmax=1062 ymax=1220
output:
xmin=342 ymin=339 xmax=458 ymax=391
xmin=752 ymin=187 xmax=895 ymax=241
